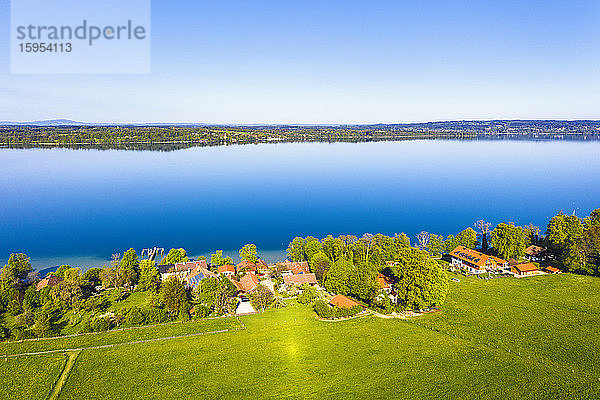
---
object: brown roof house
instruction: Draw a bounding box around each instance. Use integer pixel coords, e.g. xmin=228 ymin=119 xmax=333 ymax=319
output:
xmin=282 ymin=273 xmax=318 ymax=290
xmin=450 ymin=246 xmax=508 ymax=274
xmin=218 ymin=264 xmax=236 ymax=276
xmin=239 ymin=273 xmax=260 ymax=292
xmin=524 ymin=245 xmax=549 ymax=262
xmin=511 ymin=262 xmax=540 ymax=277
xmin=36 ymin=275 xmax=63 ymax=291
xmin=236 ymin=260 xmax=257 ymax=274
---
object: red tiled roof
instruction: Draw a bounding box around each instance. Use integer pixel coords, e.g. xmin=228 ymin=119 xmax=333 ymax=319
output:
xmin=450 ymin=246 xmax=507 ymax=269
xmin=218 ymin=264 xmax=235 ymax=274
xmin=283 ymin=273 xmax=318 ymax=286
xmin=239 ymin=273 xmax=260 ymax=292
xmin=329 ymin=295 xmax=362 ymax=309
xmin=545 ymin=266 xmax=561 ymax=273
xmin=512 ymin=263 xmax=539 ymax=273
xmin=236 ymin=260 xmax=257 ymax=273
xmin=525 ymin=245 xmax=547 ymax=257
xmin=377 ymin=273 xmax=391 ymax=289
xmin=36 ymin=275 xmax=63 ymax=291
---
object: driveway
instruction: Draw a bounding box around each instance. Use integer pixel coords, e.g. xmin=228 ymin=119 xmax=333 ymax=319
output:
xmin=236 ymin=301 xmax=256 ymax=315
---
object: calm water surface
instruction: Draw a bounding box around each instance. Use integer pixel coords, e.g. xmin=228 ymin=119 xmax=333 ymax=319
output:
xmin=1 ymin=140 xmax=599 ymax=268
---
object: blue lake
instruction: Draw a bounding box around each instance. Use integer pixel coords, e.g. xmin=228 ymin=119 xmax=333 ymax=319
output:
xmin=0 ymin=140 xmax=599 ymax=269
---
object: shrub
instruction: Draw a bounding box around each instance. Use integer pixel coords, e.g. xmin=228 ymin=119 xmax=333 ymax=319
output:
xmin=194 ymin=305 xmax=211 ymax=319
xmin=125 ymin=306 xmax=146 ymax=326
xmin=313 ymin=300 xmax=332 ymax=319
xmin=90 ymin=316 xmax=113 ymax=332
xmin=297 ymin=285 xmax=317 ymax=304
xmin=145 ymin=308 xmax=170 ymax=324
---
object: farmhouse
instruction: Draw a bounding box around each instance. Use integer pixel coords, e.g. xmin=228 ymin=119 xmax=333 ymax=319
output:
xmin=280 ymin=260 xmax=310 ymax=276
xmin=511 ymin=262 xmax=540 ymax=277
xmin=36 ymin=275 xmax=63 ymax=291
xmin=218 ymin=264 xmax=235 ymax=276
xmin=376 ymin=273 xmax=397 ymax=303
xmin=236 ymin=260 xmax=257 ymax=274
xmin=283 ymin=273 xmax=318 ymax=288
xmin=329 ymin=294 xmax=363 ymax=309
xmin=230 ymin=273 xmax=261 ymax=293
xmin=524 ymin=245 xmax=549 ymax=262
xmin=450 ymin=246 xmax=508 ymax=274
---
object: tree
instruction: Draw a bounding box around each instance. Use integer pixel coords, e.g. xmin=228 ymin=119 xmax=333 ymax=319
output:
xmin=119 ymin=248 xmax=139 ymax=287
xmin=416 ymin=231 xmax=431 ymax=250
xmin=192 ymin=277 xmax=221 ymax=308
xmin=304 ymin=237 xmax=323 ymax=263
xmin=390 ymin=247 xmax=448 ymax=310
xmin=321 ymin=235 xmax=344 ymax=262
xmin=545 ymin=212 xmax=584 ymax=271
xmin=490 ymin=223 xmax=526 ymax=260
xmin=159 ymin=276 xmax=188 ymax=313
xmin=296 ymin=285 xmax=318 ymax=304
xmin=310 ymin=251 xmax=331 ymax=284
xmin=52 ymin=280 xmax=83 ymax=308
xmin=138 ymin=260 xmax=160 ymax=292
xmin=427 ymin=234 xmax=446 ymax=257
xmin=53 ymin=265 xmax=72 ymax=279
xmin=348 ymin=262 xmax=377 ymax=303
xmin=160 ymin=248 xmax=189 ymax=265
xmin=324 ymin=258 xmax=353 ymax=295
xmin=239 ymin=244 xmax=258 ymax=263
xmin=522 ymin=223 xmax=541 ymax=246
xmin=82 ymin=268 xmax=103 ymax=288
xmin=445 ymin=228 xmax=478 ymax=252
xmin=474 ymin=220 xmax=491 ymax=251
xmin=210 ymin=250 xmax=233 ymax=266
xmin=287 ymin=237 xmax=306 ymax=262
xmin=63 ymin=267 xmax=82 ymax=282
xmin=1 ymin=253 xmax=33 ymax=285
xmin=251 ymin=285 xmax=273 ymax=311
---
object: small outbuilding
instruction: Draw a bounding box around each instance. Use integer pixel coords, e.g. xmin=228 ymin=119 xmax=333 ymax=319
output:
xmin=329 ymin=294 xmax=363 ymax=309
xmin=511 ymin=262 xmax=539 ymax=276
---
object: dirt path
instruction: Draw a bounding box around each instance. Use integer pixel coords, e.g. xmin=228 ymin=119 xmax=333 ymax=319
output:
xmin=47 ymin=350 xmax=80 ymax=400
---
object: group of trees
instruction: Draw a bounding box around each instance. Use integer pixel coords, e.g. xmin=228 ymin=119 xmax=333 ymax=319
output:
xmin=0 ymin=246 xmax=244 ymax=341
xmin=545 ymin=209 xmax=600 ymax=275
xmin=286 ymin=233 xmax=449 ymax=311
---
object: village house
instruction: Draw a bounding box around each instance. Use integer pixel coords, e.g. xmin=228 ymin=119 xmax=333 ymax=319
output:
xmin=376 ymin=273 xmax=396 ymax=303
xmin=226 ymin=273 xmax=261 ymax=294
xmin=236 ymin=260 xmax=257 ymax=274
xmin=218 ymin=264 xmax=235 ymax=276
xmin=36 ymin=274 xmax=63 ymax=291
xmin=524 ymin=245 xmax=549 ymax=262
xmin=511 ymin=262 xmax=540 ymax=277
xmin=279 ymin=260 xmax=310 ymax=276
xmin=450 ymin=246 xmax=509 ymax=274
xmin=159 ymin=260 xmax=217 ymax=288
xmin=282 ymin=273 xmax=318 ymax=289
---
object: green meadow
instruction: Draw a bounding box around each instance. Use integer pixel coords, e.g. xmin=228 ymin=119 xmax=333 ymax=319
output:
xmin=1 ymin=273 xmax=599 ymax=399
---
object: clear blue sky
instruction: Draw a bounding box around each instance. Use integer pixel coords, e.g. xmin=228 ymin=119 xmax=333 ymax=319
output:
xmin=1 ymin=0 xmax=599 ymax=123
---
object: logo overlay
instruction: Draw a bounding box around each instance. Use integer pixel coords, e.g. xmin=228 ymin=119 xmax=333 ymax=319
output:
xmin=11 ymin=0 xmax=150 ymax=74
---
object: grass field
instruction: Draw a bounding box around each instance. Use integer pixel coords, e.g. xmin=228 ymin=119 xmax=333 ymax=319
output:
xmin=1 ymin=273 xmax=599 ymax=399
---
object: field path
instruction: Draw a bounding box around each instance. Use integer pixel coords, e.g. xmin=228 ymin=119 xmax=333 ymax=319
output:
xmin=47 ymin=350 xmax=80 ymax=400
xmin=3 ymin=320 xmax=246 ymax=359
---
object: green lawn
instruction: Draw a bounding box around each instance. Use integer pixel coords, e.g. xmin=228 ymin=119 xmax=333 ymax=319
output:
xmin=2 ymin=273 xmax=600 ymax=399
